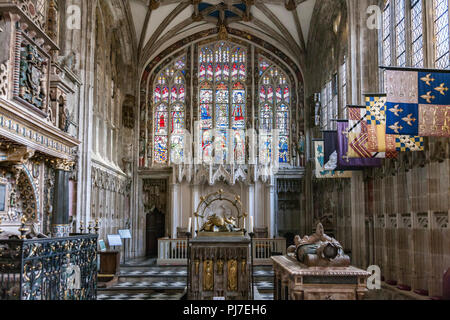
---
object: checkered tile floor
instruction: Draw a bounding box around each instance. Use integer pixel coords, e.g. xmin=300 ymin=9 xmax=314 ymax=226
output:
xmin=113 ymin=280 xmax=186 ymax=289
xmin=120 ymin=269 xmax=187 ymax=277
xmin=97 ymin=292 xmax=184 ymax=301
xmin=258 ymin=293 xmax=274 ymax=300
xmin=97 ymin=258 xmax=274 ymax=301
xmin=254 ymin=269 xmax=274 ymax=277
xmin=121 ymin=258 xmax=157 ymax=267
xmin=255 ymin=281 xmax=274 ymax=290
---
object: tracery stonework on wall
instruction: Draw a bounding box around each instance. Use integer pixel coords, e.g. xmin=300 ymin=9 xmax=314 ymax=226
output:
xmin=143 ymin=179 xmax=167 ymax=213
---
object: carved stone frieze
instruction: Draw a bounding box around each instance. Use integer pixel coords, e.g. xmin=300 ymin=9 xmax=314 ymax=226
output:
xmin=434 ymin=212 xmax=448 ymax=229
xmin=0 ymin=63 xmax=8 ymax=98
xmin=91 ymin=166 xmax=131 ymax=195
xmin=416 ymin=213 xmax=429 ymax=229
xmin=13 ymin=0 xmax=47 ymax=30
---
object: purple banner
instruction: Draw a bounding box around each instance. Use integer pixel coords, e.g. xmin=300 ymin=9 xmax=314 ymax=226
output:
xmin=337 ymin=122 xmax=382 ymax=170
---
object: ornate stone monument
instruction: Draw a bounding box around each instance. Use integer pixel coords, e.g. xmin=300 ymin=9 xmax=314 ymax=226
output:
xmin=188 ymin=190 xmax=251 ymax=300
xmin=273 ymin=223 xmax=370 ymax=300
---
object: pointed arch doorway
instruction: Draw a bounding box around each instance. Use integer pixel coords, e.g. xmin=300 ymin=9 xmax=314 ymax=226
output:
xmin=143 ymin=179 xmax=168 ymax=257
xmin=146 ymin=207 xmax=165 ymax=257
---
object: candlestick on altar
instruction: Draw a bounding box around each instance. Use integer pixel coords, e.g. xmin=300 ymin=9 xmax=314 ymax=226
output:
xmin=188 ymin=218 xmax=192 ymax=234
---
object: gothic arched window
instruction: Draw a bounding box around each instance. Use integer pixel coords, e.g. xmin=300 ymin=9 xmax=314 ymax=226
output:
xmin=153 ymin=55 xmax=187 ymax=165
xmin=198 ymin=42 xmax=247 ymax=164
xmin=258 ymin=56 xmax=291 ymax=164
xmin=433 ymin=0 xmax=450 ymax=69
xmin=146 ymin=43 xmax=296 ymax=168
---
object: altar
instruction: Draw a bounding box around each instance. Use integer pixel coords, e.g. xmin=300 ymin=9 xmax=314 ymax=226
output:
xmin=187 ymin=190 xmax=252 ymax=300
xmin=188 ymin=235 xmax=251 ymax=300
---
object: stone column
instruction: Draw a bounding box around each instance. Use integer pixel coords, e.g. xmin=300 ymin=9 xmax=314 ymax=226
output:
xmin=266 ymin=177 xmax=276 ymax=238
xmin=247 ymin=183 xmax=255 ymax=232
xmin=51 ymin=161 xmax=74 ymax=237
xmin=191 ymin=183 xmax=200 ymax=234
xmin=170 ymin=181 xmax=180 ymax=238
xmin=347 ymin=0 xmax=380 ymax=269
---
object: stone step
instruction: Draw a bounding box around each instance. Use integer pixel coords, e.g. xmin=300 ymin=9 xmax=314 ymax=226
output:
xmin=255 ymin=280 xmax=274 ymax=291
xmin=97 ymin=291 xmax=185 ymax=301
xmin=119 ymin=268 xmax=187 ymax=277
xmin=99 ymin=279 xmax=187 ymax=292
xmin=119 ymin=265 xmax=186 ymax=272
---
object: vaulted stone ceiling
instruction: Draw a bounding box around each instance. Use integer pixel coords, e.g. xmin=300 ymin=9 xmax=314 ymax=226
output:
xmin=126 ymin=0 xmax=317 ymax=67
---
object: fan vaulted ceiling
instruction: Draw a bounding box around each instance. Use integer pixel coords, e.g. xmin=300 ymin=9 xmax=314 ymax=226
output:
xmin=126 ymin=0 xmax=317 ymax=66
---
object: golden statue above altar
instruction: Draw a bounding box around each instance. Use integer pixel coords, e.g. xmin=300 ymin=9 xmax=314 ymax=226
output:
xmin=193 ymin=190 xmax=247 ymax=237
xmin=200 ymin=214 xmax=243 ymax=233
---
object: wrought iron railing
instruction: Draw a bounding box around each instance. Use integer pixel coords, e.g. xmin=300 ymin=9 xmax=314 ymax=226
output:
xmin=0 ymin=234 xmax=98 ymax=300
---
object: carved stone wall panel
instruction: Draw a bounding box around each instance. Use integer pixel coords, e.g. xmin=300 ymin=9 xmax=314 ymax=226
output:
xmin=0 ymin=63 xmax=8 ymax=99
xmin=13 ymin=29 xmax=50 ymax=114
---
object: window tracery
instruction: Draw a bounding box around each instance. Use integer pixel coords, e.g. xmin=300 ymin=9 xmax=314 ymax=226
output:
xmin=144 ymin=39 xmax=299 ymax=169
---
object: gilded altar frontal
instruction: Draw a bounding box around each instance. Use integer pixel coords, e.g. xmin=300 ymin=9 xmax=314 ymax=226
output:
xmin=0 ymin=0 xmax=448 ymax=308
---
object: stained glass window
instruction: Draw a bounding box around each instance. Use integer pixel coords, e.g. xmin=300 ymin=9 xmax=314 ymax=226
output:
xmin=320 ymin=86 xmax=327 ymax=130
xmin=383 ymin=1 xmax=392 ymax=66
xmin=259 ymin=57 xmax=291 ymax=164
xmin=198 ymin=42 xmax=247 ymax=164
xmin=434 ymin=0 xmax=450 ymax=69
xmin=411 ymin=0 xmax=424 ymax=67
xmin=153 ymin=55 xmax=187 ymax=164
xmin=395 ymin=0 xmax=406 ymax=67
xmin=340 ymin=59 xmax=348 ymax=120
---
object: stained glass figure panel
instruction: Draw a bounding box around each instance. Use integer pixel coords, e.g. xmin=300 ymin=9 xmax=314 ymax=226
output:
xmin=215 ymin=83 xmax=229 ymax=103
xmin=215 ymin=104 xmax=229 ymax=129
xmin=260 ymin=103 xmax=273 ymax=132
xmin=279 ymin=136 xmax=289 ymax=163
xmin=154 ymin=87 xmax=161 ymax=104
xmin=161 ymin=86 xmax=169 ymax=102
xmin=233 ymin=130 xmax=246 ymax=164
xmin=171 ymin=104 xmax=185 ymax=133
xmin=259 ymin=134 xmax=272 ymax=165
xmin=202 ymin=130 xmax=213 ymax=162
xmin=155 ymin=105 xmax=168 ymax=135
xmin=232 ymin=105 xmax=245 ymax=129
xmin=201 ymin=104 xmax=213 ymax=129
xmin=154 ymin=136 xmax=168 ymax=164
xmin=171 ymin=134 xmax=184 ymax=164
xmin=214 ymin=130 xmax=228 ymax=163
xmin=200 ymin=86 xmax=213 ymax=103
xmin=276 ymin=105 xmax=289 ymax=136
xmin=260 ymin=86 xmax=267 ymax=103
xmin=207 ymin=64 xmax=214 ymax=82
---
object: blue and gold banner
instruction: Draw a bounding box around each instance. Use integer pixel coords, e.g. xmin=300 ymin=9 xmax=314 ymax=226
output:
xmin=384 ymin=68 xmax=450 ymax=137
xmin=365 ymin=94 xmax=398 ymax=158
